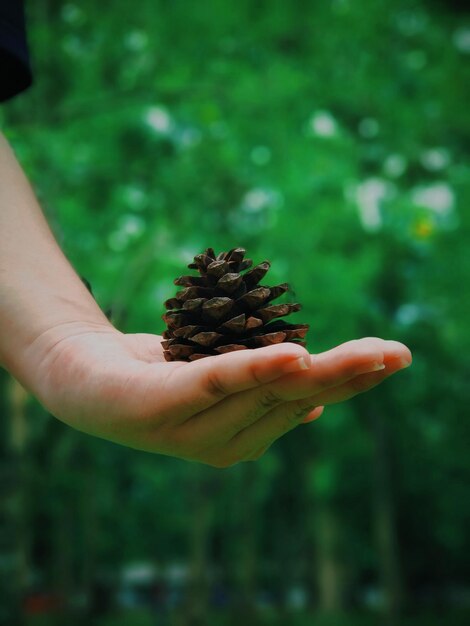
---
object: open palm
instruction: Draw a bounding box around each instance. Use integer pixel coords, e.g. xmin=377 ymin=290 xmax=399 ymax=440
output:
xmin=31 ymin=323 xmax=411 ymax=467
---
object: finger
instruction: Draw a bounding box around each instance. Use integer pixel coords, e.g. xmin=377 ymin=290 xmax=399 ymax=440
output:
xmin=300 ymin=353 xmax=412 ymax=410
xmin=211 ymin=341 xmax=410 ymax=456
xmin=250 ymin=337 xmax=411 ymax=402
xmin=228 ymin=402 xmax=325 ymax=460
xmin=235 ymin=350 xmax=411 ymax=456
xmin=202 ymin=403 xmax=320 ymax=466
xmin=158 ymin=342 xmax=311 ymax=421
xmin=246 ymin=406 xmax=324 ymax=458
xmin=184 ymin=338 xmax=389 ymax=444
xmin=302 ymin=406 xmax=326 ymax=423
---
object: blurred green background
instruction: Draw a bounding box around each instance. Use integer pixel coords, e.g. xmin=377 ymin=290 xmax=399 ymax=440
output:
xmin=1 ymin=0 xmax=469 ymax=625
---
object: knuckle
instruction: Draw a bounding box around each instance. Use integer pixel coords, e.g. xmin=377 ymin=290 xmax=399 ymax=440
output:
xmin=234 ymin=390 xmax=283 ymax=431
xmin=310 ymin=357 xmax=333 ymax=390
xmin=257 ymin=388 xmax=283 ymax=410
xmin=248 ymin=361 xmax=265 ymax=386
xmin=286 ymin=402 xmax=313 ymax=426
xmin=205 ymin=371 xmax=229 ymax=400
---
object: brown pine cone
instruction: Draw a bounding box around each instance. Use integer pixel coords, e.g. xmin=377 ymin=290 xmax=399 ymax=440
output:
xmin=161 ymin=247 xmax=309 ymax=361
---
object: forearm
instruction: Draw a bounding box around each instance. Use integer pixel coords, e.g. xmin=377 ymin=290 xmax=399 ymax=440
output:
xmin=0 ymin=132 xmax=112 ymax=388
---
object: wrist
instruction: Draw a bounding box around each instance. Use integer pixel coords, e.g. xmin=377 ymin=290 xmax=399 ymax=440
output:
xmin=22 ymin=319 xmax=119 ymax=413
xmin=1 ymin=294 xmax=115 ymax=394
xmin=0 ymin=130 xmax=115 ymax=391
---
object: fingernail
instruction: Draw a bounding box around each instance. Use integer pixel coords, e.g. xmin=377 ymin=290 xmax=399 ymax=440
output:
xmin=283 ymin=354 xmax=311 ymax=373
xmin=399 ymin=358 xmax=412 ymax=369
xmin=372 ymin=362 xmax=386 ymax=371
xmin=302 ymin=406 xmax=325 ymax=423
xmin=363 ymin=362 xmax=386 ymax=372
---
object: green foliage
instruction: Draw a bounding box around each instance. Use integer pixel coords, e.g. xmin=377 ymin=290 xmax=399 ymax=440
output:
xmin=1 ymin=0 xmax=469 ymax=623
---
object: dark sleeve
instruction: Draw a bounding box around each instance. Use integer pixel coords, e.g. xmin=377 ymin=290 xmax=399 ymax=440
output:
xmin=0 ymin=0 xmax=32 ymax=102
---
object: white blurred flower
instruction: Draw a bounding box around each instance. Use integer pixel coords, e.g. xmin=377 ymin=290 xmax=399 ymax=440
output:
xmin=125 ymin=30 xmax=149 ymax=51
xmin=61 ymin=4 xmax=84 ymax=24
xmin=175 ymin=127 xmax=202 ymax=149
xmin=119 ymin=214 xmax=145 ymax=237
xmin=242 ymin=188 xmax=272 ymax=213
xmin=145 ymin=106 xmax=173 ymax=135
xmin=395 ymin=303 xmax=421 ymax=326
xmin=355 ymin=178 xmax=389 ymax=232
xmin=358 ymin=118 xmax=380 ymax=138
xmin=420 ymin=148 xmax=450 ymax=172
xmin=62 ymin=35 xmax=84 ymax=57
xmin=176 ymin=247 xmax=198 ymax=264
xmin=384 ymin=154 xmax=407 ymax=178
xmin=453 ymin=27 xmax=470 ymax=54
xmin=250 ymin=145 xmax=271 ymax=165
xmin=412 ymin=183 xmax=455 ymax=215
xmin=123 ymin=185 xmax=146 ymax=210
xmin=108 ymin=215 xmax=145 ymax=251
xmin=308 ymin=110 xmax=338 ymax=137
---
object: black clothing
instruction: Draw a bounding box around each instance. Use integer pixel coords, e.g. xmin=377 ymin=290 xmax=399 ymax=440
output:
xmin=0 ymin=0 xmax=32 ymax=102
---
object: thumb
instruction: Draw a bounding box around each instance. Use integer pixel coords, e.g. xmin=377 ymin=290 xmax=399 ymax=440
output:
xmin=161 ymin=342 xmax=311 ymax=417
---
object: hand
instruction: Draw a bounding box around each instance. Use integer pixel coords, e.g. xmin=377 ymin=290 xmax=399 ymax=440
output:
xmin=27 ymin=322 xmax=412 ymax=467
xmin=0 ymin=132 xmax=412 ymax=467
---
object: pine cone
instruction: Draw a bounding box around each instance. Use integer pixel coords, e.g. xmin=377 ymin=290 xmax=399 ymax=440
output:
xmin=161 ymin=247 xmax=309 ymax=362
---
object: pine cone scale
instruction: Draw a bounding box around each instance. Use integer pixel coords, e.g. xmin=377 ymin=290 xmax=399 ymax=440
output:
xmin=216 ymin=273 xmax=243 ymax=293
xmin=173 ymin=325 xmax=205 ymax=338
xmin=236 ymin=287 xmax=271 ymax=310
xmin=255 ymin=303 xmax=301 ymax=324
xmin=201 ymin=297 xmax=233 ymax=322
xmin=215 ymin=344 xmax=248 ymax=354
xmin=253 ymin=331 xmax=287 ymax=346
xmin=243 ymin=261 xmax=271 ymax=289
xmin=191 ymin=332 xmax=224 ymax=347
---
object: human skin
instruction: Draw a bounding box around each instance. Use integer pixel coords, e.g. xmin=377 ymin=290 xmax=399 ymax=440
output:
xmin=0 ymin=132 xmax=412 ymax=467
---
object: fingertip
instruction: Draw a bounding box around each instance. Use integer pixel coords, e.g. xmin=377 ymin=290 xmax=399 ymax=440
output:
xmin=383 ymin=340 xmax=412 ymax=366
xmin=302 ymin=405 xmax=324 ymax=423
xmin=403 ymin=348 xmax=413 ymax=366
xmin=252 ymin=343 xmax=311 ymax=374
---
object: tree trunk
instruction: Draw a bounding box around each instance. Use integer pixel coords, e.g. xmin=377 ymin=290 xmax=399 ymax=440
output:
xmin=354 ymin=392 xmax=404 ymax=624
xmin=371 ymin=408 xmax=404 ymax=624
xmin=230 ymin=463 xmax=258 ymax=623
xmin=0 ymin=377 xmax=30 ymax=626
xmin=79 ymin=453 xmax=99 ymax=617
xmin=184 ymin=467 xmax=214 ymax=626
xmin=315 ymin=501 xmax=344 ymax=613
xmin=306 ymin=457 xmax=344 ymax=615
